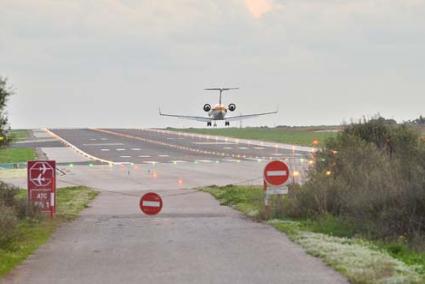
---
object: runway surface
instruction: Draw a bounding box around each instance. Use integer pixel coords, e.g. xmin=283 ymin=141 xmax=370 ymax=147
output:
xmin=2 ymin=129 xmax=345 ymax=284
xmin=48 ymin=128 xmax=312 ymax=176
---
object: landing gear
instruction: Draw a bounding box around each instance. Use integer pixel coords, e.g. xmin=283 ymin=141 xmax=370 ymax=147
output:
xmin=207 ymin=121 xmax=212 ymax=127
xmin=225 ymin=121 xmax=230 ymax=127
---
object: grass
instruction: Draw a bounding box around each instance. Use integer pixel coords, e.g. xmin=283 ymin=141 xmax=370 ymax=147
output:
xmin=168 ymin=126 xmax=338 ymax=146
xmin=203 ymin=185 xmax=425 ymax=283
xmin=9 ymin=130 xmax=30 ymax=141
xmin=0 ymin=148 xmax=36 ymax=163
xmin=0 ymin=186 xmax=98 ymax=278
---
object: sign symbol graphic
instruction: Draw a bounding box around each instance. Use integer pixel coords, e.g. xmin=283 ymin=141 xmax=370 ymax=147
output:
xmin=29 ymin=162 xmax=54 ymax=187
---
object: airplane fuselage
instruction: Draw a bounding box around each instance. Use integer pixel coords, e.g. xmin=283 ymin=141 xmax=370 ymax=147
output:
xmin=209 ymin=104 xmax=228 ymax=121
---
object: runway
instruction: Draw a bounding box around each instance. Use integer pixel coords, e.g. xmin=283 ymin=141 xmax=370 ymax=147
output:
xmin=48 ymin=128 xmax=312 ymax=177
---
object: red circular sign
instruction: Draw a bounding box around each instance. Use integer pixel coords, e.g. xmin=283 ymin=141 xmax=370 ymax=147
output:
xmin=264 ymin=160 xmax=289 ymax=186
xmin=140 ymin=192 xmax=163 ymax=215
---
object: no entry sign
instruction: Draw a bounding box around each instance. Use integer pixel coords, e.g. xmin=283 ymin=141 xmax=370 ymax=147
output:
xmin=264 ymin=160 xmax=289 ymax=186
xmin=140 ymin=192 xmax=163 ymax=215
xmin=27 ymin=160 xmax=56 ymax=216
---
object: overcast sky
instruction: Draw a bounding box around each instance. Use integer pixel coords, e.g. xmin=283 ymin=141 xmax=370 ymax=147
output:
xmin=1 ymin=0 xmax=425 ymax=128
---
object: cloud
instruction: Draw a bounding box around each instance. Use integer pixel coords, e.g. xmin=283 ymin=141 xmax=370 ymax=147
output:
xmin=244 ymin=0 xmax=274 ymax=18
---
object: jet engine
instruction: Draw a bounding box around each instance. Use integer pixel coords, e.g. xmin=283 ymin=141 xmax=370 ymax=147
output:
xmin=203 ymin=104 xmax=212 ymax=112
xmin=228 ymin=103 xmax=236 ymax=112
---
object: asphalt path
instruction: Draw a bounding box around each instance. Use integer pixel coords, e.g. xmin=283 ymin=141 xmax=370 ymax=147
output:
xmin=2 ymin=129 xmax=345 ymax=284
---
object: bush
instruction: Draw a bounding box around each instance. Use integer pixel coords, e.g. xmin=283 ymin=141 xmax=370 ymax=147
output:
xmin=286 ymin=117 xmax=425 ymax=241
xmin=0 ymin=181 xmax=41 ymax=220
xmin=0 ymin=181 xmax=19 ymax=208
xmin=0 ymin=203 xmax=18 ymax=245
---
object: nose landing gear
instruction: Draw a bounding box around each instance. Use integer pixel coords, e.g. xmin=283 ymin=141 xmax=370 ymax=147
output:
xmin=207 ymin=121 xmax=212 ymax=127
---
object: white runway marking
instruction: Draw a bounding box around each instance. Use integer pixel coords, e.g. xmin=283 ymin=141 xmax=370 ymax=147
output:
xmin=116 ymin=148 xmax=126 ymax=151
xmin=139 ymin=155 xmax=152 ymax=158
xmin=272 ymin=153 xmax=284 ymax=156
xmin=254 ymin=147 xmax=265 ymax=150
xmin=197 ymin=160 xmax=213 ymax=163
xmin=172 ymin=160 xmax=187 ymax=164
xmin=100 ymin=138 xmax=108 ymax=141
xmin=89 ymin=138 xmax=97 ymax=141
xmin=83 ymin=143 xmax=124 ymax=146
xmin=223 ymin=159 xmax=241 ymax=163
xmin=194 ymin=142 xmax=236 ymax=145
xmin=158 ymin=154 xmax=169 ymax=157
xmin=131 ymin=148 xmax=141 ymax=151
xmin=100 ymin=149 xmax=110 ymax=152
xmin=143 ymin=161 xmax=158 ymax=164
xmin=223 ymin=147 xmax=233 ymax=149
xmin=120 ymin=156 xmax=131 ymax=158
xmin=239 ymin=147 xmax=249 ymax=150
xmin=167 ymin=137 xmax=185 ymax=140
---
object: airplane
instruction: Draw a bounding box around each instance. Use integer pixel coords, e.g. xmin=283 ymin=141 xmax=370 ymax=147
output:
xmin=159 ymin=88 xmax=278 ymax=127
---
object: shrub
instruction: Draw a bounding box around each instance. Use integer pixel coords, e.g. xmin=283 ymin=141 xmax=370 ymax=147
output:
xmin=0 ymin=203 xmax=18 ymax=245
xmin=286 ymin=118 xmax=425 ymax=241
xmin=0 ymin=181 xmax=19 ymax=208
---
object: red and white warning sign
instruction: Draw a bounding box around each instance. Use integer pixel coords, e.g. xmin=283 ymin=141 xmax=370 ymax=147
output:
xmin=264 ymin=160 xmax=289 ymax=186
xmin=27 ymin=161 xmax=56 ymax=216
xmin=139 ymin=192 xmax=163 ymax=215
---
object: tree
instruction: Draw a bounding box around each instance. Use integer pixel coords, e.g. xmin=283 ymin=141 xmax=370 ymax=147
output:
xmin=0 ymin=77 xmax=13 ymax=147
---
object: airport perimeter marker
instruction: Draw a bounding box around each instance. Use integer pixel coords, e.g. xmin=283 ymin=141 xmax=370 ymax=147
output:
xmin=28 ymin=160 xmax=56 ymax=217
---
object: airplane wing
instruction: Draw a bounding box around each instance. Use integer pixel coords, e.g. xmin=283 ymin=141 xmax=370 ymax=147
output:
xmin=159 ymin=109 xmax=211 ymax=122
xmin=225 ymin=111 xmax=278 ymax=122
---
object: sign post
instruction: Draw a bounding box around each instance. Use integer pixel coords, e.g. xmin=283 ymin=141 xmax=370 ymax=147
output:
xmin=27 ymin=160 xmax=56 ymax=217
xmin=140 ymin=192 xmax=163 ymax=216
xmin=263 ymin=160 xmax=290 ymax=206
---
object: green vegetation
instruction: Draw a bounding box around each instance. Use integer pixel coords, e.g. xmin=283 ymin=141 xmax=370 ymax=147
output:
xmin=0 ymin=148 xmax=36 ymax=163
xmin=0 ymin=184 xmax=98 ymax=278
xmin=204 ymin=185 xmax=424 ymax=283
xmin=0 ymin=77 xmax=12 ymax=147
xmin=9 ymin=130 xmax=29 ymax=141
xmin=290 ymin=118 xmax=425 ymax=241
xmin=168 ymin=126 xmax=338 ymax=146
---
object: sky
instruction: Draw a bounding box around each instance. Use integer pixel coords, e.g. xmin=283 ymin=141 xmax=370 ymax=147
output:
xmin=1 ymin=0 xmax=425 ymax=128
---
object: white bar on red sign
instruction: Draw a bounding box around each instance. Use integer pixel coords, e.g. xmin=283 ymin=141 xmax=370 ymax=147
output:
xmin=51 ymin=193 xmax=55 ymax=206
xmin=267 ymin=170 xmax=287 ymax=176
xmin=142 ymin=201 xmax=161 ymax=207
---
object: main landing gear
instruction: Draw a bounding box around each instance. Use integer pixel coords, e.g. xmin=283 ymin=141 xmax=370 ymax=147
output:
xmin=225 ymin=121 xmax=230 ymax=127
xmin=207 ymin=121 xmax=212 ymax=127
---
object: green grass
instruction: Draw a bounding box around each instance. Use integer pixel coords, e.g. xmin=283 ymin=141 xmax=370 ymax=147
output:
xmin=203 ymin=185 xmax=425 ymax=283
xmin=9 ymin=130 xmax=30 ymax=141
xmin=0 ymin=186 xmax=98 ymax=278
xmin=168 ymin=127 xmax=338 ymax=146
xmin=0 ymin=148 xmax=36 ymax=163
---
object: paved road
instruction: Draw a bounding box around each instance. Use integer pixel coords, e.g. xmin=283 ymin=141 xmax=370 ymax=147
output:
xmin=2 ymin=129 xmax=346 ymax=284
